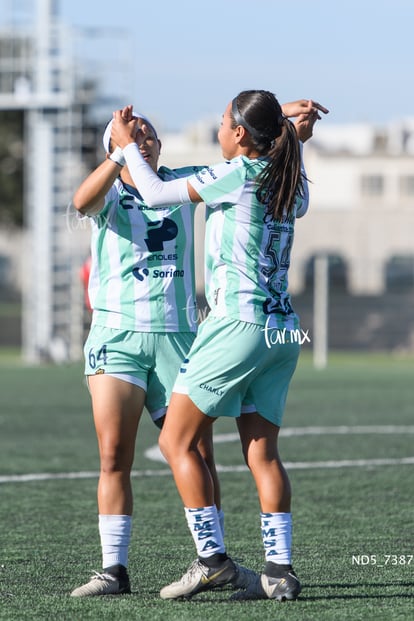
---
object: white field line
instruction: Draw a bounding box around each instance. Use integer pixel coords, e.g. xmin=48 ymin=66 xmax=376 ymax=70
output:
xmin=213 ymin=425 xmax=414 ymax=442
xmin=1 ymin=425 xmax=413 ymax=484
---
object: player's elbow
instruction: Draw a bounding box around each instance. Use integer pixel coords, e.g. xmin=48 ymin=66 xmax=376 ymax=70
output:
xmin=72 ymin=194 xmax=103 ymax=216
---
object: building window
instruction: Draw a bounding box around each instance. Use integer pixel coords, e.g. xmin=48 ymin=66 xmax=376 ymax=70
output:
xmin=385 ymin=256 xmax=414 ymax=289
xmin=305 ymin=254 xmax=348 ymax=291
xmin=361 ymin=175 xmax=384 ymax=197
xmin=399 ymin=175 xmax=414 ymax=197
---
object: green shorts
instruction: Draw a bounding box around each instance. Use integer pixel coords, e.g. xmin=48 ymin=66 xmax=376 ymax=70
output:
xmin=84 ymin=324 xmax=195 ymax=422
xmin=173 ymin=315 xmax=300 ymax=427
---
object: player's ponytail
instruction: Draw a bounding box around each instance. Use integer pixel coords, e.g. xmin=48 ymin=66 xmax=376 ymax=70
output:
xmin=231 ymin=90 xmax=304 ymax=221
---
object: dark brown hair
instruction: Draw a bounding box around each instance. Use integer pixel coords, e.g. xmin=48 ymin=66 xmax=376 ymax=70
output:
xmin=231 ymin=90 xmax=304 ymax=221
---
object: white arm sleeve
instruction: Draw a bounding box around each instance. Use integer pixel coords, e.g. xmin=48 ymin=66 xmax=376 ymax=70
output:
xmin=123 ymin=143 xmax=190 ymax=207
xmin=296 ymin=142 xmax=309 ymax=218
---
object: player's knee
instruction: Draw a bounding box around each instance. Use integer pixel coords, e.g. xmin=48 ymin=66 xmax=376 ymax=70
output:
xmin=158 ymin=429 xmax=170 ymax=463
xmin=100 ymin=448 xmax=132 ymax=474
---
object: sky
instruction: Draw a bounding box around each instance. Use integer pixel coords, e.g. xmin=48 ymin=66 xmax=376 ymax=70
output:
xmin=3 ymin=0 xmax=414 ymax=131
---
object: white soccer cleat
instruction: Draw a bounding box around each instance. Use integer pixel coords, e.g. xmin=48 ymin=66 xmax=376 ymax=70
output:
xmin=231 ymin=568 xmax=301 ymax=601
xmin=70 ymin=570 xmax=131 ymax=597
xmin=160 ymin=557 xmax=238 ymax=600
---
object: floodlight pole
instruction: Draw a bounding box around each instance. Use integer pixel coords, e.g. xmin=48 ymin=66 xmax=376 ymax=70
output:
xmin=22 ymin=1 xmax=55 ymax=362
xmin=0 ymin=0 xmax=131 ymax=363
xmin=21 ymin=0 xmax=68 ymax=362
xmin=2 ymin=0 xmax=87 ymax=363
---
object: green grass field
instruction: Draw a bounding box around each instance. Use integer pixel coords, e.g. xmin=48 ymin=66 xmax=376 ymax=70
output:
xmin=0 ymin=351 xmax=413 ymax=620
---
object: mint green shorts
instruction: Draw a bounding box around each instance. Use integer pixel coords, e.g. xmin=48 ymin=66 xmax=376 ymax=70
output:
xmin=84 ymin=324 xmax=195 ymax=421
xmin=173 ymin=315 xmax=300 ymax=427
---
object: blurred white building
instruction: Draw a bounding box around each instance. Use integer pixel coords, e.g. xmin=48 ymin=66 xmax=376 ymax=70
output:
xmin=160 ymin=118 xmax=414 ymax=298
xmin=2 ymin=111 xmax=414 ymax=355
xmin=295 ymin=120 xmax=414 ymax=295
xmin=0 ymin=0 xmax=413 ymax=357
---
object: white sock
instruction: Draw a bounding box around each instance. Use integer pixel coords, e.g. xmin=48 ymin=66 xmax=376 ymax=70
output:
xmin=217 ymin=508 xmax=225 ymax=538
xmin=260 ymin=512 xmax=292 ymax=565
xmin=184 ymin=505 xmax=225 ymax=558
xmin=99 ymin=514 xmax=132 ymax=570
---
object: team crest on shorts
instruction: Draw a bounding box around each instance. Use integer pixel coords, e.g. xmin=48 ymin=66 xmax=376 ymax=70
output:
xmin=95 ymin=368 xmax=105 ymax=374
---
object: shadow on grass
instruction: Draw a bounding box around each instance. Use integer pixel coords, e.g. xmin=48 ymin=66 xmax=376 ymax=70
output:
xmin=291 ymin=580 xmax=414 ymax=601
xmin=182 ymin=581 xmax=414 ymax=603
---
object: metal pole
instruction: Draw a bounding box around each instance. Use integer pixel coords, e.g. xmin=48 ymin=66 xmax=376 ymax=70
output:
xmin=313 ymin=254 xmax=329 ymax=369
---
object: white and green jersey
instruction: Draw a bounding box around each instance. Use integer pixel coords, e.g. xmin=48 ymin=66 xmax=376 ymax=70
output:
xmin=88 ymin=166 xmax=199 ymax=332
xmin=189 ymin=156 xmax=308 ymax=330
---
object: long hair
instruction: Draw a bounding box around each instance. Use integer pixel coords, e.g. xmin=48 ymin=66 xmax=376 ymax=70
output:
xmin=231 ymin=90 xmax=304 ymax=221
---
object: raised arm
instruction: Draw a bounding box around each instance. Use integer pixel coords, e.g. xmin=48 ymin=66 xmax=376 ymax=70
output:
xmin=291 ymin=101 xmax=323 ymax=218
xmin=293 ymin=101 xmax=323 ymax=143
xmin=282 ymin=99 xmax=329 ymax=120
xmin=72 ymin=158 xmax=123 ymax=216
xmin=111 ymin=110 xmax=202 ymax=208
